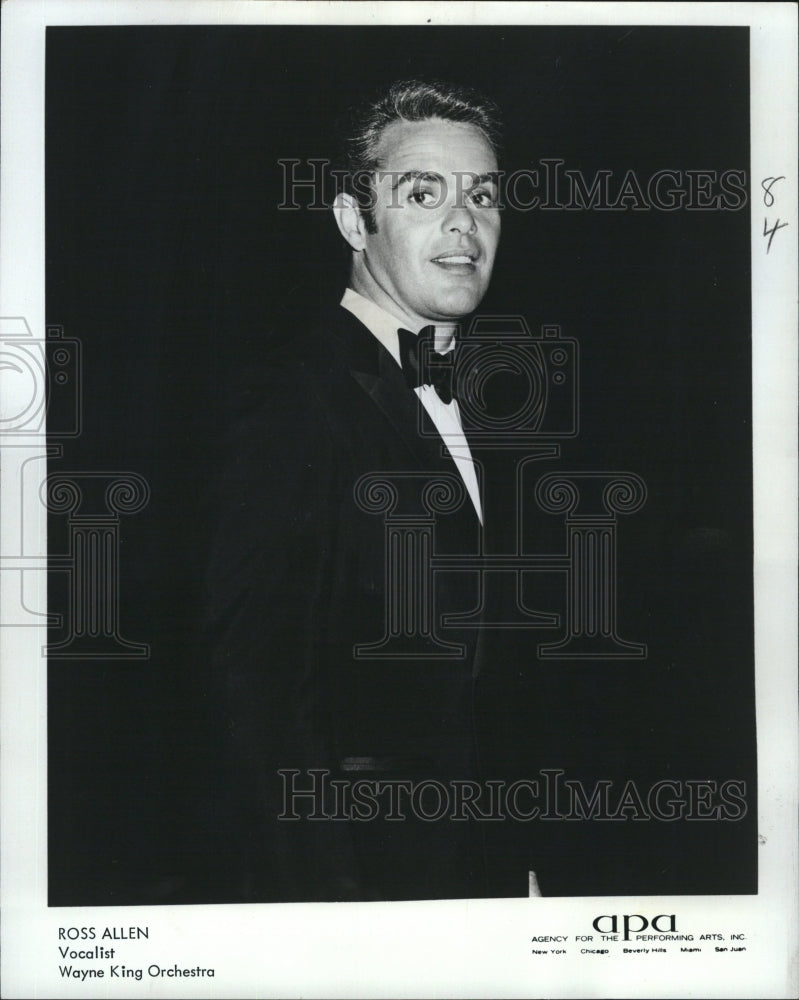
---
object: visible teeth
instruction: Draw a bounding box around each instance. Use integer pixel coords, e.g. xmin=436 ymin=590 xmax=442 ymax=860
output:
xmin=435 ymin=255 xmax=472 ymax=264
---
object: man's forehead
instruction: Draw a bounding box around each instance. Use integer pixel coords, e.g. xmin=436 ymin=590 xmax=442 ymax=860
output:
xmin=374 ymin=117 xmax=497 ymax=175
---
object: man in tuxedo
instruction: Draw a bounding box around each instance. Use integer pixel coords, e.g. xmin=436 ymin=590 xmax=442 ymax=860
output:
xmin=205 ymin=79 xmax=506 ymax=902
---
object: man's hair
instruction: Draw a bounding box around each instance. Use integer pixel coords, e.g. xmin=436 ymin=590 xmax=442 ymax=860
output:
xmin=339 ymin=79 xmax=503 ymax=234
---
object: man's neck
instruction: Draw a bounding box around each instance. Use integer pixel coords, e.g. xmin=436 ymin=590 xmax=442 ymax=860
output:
xmin=343 ymin=287 xmax=457 ymax=356
xmin=348 ymin=268 xmax=457 ymax=341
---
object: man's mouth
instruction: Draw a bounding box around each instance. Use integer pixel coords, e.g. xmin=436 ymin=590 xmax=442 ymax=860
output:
xmin=430 ymin=251 xmax=478 ymax=273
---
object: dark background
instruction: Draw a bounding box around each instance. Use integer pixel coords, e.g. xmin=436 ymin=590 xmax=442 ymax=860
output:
xmin=46 ymin=25 xmax=755 ymax=904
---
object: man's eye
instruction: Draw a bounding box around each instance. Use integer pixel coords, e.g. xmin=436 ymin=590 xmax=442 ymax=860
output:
xmin=409 ymin=188 xmax=437 ymax=205
xmin=471 ymin=189 xmax=497 ymax=208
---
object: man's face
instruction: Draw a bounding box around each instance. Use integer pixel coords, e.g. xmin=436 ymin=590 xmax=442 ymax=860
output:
xmin=358 ymin=118 xmax=500 ymax=328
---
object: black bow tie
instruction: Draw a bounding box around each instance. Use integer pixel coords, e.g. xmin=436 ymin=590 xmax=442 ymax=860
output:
xmin=397 ymin=326 xmax=456 ymax=405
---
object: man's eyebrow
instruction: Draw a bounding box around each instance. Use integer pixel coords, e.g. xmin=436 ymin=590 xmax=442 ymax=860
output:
xmin=387 ymin=169 xmax=444 ymax=191
xmin=384 ymin=169 xmax=500 ymax=191
xmin=469 ymin=172 xmax=500 ymax=187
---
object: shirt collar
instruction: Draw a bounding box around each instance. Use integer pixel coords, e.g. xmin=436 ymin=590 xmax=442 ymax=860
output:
xmin=340 ymin=288 xmax=456 ymax=365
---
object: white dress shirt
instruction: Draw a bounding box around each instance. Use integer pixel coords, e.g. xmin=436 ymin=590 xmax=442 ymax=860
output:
xmin=340 ymin=288 xmax=483 ymax=524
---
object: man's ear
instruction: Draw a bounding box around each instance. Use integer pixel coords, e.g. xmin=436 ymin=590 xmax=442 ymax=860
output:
xmin=332 ymin=192 xmax=367 ymax=252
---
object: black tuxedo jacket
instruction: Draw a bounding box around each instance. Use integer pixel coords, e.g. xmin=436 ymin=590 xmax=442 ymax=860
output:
xmin=203 ymin=304 xmax=493 ymax=902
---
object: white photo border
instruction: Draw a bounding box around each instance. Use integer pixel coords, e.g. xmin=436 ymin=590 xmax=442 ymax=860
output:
xmin=1 ymin=2 xmax=796 ymax=997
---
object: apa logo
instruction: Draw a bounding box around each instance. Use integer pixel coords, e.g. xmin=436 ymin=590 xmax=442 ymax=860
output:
xmin=592 ymin=914 xmax=677 ymax=941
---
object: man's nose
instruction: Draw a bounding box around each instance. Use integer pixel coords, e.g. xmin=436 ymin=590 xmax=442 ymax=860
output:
xmin=443 ymin=201 xmax=477 ymax=235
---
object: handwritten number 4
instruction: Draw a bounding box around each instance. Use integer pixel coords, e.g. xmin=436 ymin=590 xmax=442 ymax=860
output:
xmin=763 ymin=217 xmax=788 ymax=253
xmin=760 ymin=177 xmax=788 ymax=254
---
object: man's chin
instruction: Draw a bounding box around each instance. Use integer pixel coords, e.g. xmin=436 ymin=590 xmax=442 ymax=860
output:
xmin=425 ymin=289 xmax=487 ymax=323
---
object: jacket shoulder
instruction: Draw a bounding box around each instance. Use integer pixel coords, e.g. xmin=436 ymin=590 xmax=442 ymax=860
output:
xmin=224 ymin=305 xmax=367 ymax=419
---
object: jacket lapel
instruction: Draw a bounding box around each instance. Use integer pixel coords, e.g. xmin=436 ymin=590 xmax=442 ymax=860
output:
xmin=331 ymin=306 xmax=483 ymax=667
xmin=349 ymin=356 xmax=453 ymax=475
xmin=329 ymin=305 xmax=481 ymax=534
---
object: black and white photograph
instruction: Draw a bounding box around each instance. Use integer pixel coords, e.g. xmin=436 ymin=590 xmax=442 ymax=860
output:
xmin=1 ymin=2 xmax=796 ymax=997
